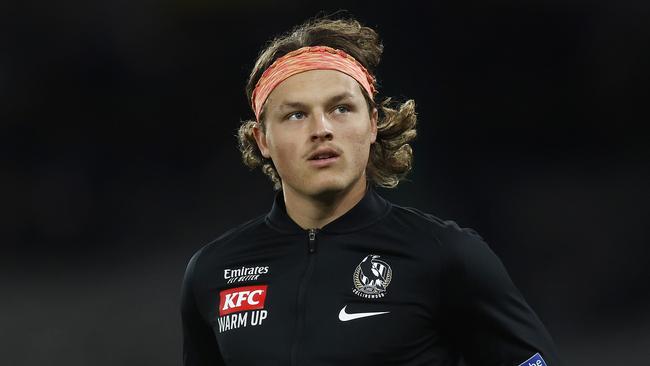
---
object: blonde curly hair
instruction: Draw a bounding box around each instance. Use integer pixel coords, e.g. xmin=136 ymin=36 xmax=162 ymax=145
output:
xmin=238 ymin=15 xmax=417 ymax=190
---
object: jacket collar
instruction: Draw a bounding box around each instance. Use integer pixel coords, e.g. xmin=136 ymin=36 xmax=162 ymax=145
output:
xmin=265 ymin=183 xmax=391 ymax=234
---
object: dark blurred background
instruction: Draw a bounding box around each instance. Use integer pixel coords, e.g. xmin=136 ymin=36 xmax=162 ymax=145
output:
xmin=2 ymin=0 xmax=649 ymax=365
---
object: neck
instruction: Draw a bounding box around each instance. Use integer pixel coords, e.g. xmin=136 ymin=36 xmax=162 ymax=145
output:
xmin=282 ymin=177 xmax=368 ymax=230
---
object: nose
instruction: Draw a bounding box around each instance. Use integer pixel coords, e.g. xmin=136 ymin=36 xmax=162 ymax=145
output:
xmin=309 ymin=111 xmax=333 ymax=142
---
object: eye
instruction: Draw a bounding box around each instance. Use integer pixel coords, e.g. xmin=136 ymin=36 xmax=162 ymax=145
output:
xmin=286 ymin=111 xmax=306 ymax=121
xmin=334 ymin=105 xmax=351 ymax=114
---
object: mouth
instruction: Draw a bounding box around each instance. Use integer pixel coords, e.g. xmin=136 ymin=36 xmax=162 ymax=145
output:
xmin=307 ymin=148 xmax=341 ymax=167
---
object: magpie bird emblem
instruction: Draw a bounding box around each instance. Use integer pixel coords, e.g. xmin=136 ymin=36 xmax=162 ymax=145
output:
xmin=353 ymin=254 xmax=393 ymax=299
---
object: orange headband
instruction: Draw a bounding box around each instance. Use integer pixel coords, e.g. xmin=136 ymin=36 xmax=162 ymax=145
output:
xmin=251 ymin=45 xmax=376 ymax=122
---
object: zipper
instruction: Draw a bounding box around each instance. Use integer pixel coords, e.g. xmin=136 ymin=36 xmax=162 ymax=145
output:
xmin=290 ymin=228 xmax=318 ymax=366
xmin=308 ymin=229 xmax=317 ymax=253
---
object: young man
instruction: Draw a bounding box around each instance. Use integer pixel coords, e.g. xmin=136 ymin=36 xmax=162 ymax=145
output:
xmin=181 ymin=16 xmax=562 ymax=366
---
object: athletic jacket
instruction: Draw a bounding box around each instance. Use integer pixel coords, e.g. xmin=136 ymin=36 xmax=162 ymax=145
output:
xmin=181 ymin=185 xmax=562 ymax=366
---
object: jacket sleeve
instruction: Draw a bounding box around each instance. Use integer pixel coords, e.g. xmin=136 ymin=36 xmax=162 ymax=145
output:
xmin=441 ymin=227 xmax=563 ymax=366
xmin=181 ymin=251 xmax=225 ymax=366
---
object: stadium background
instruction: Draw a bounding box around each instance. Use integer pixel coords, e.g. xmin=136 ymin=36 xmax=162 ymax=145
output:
xmin=2 ymin=1 xmax=649 ymax=365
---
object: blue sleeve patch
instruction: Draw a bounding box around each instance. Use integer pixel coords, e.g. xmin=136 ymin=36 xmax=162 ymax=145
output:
xmin=518 ymin=353 xmax=548 ymax=366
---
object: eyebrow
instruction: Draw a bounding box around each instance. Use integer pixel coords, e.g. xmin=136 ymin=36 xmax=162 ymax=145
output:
xmin=276 ymin=92 xmax=355 ymax=112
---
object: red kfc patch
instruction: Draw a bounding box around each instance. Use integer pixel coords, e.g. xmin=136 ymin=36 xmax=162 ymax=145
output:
xmin=219 ymin=285 xmax=268 ymax=316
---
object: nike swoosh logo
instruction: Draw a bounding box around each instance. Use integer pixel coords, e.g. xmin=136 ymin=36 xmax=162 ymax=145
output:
xmin=338 ymin=305 xmax=390 ymax=322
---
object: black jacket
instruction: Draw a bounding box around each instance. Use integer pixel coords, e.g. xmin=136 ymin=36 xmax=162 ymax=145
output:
xmin=181 ymin=186 xmax=562 ymax=366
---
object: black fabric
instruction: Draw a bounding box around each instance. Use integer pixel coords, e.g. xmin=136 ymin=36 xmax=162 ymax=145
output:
xmin=266 ymin=184 xmax=391 ymax=234
xmin=181 ymin=186 xmax=562 ymax=366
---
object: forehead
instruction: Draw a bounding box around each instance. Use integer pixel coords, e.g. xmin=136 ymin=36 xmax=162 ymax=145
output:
xmin=264 ymin=69 xmax=364 ymax=108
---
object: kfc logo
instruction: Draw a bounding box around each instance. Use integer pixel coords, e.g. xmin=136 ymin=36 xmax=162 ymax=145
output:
xmin=219 ymin=285 xmax=268 ymax=316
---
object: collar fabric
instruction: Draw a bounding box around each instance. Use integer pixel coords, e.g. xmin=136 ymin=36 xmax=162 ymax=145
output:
xmin=265 ymin=185 xmax=391 ymax=234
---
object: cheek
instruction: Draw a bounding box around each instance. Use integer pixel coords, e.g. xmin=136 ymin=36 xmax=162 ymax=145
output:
xmin=349 ymin=126 xmax=373 ymax=153
xmin=267 ymin=136 xmax=299 ymax=170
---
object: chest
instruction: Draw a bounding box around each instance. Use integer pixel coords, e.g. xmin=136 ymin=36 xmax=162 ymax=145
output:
xmin=197 ymin=232 xmax=445 ymax=365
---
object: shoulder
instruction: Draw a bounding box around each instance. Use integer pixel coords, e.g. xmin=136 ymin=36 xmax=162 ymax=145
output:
xmin=386 ymin=202 xmax=500 ymax=272
xmin=386 ymin=204 xmax=516 ymax=303
xmin=185 ymin=214 xmax=268 ymax=273
xmin=388 ymin=203 xmax=485 ymax=245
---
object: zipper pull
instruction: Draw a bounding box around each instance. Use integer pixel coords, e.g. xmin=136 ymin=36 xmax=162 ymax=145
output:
xmin=308 ymin=229 xmax=317 ymax=254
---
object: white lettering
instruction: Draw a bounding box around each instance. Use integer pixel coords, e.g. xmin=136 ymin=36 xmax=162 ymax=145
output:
xmin=217 ymin=312 xmax=249 ymax=333
xmin=235 ymin=291 xmax=250 ymax=307
xmin=248 ymin=290 xmax=263 ymax=305
xmin=250 ymin=310 xmax=268 ymax=326
xmin=217 ymin=315 xmax=227 ymax=331
xmin=223 ymin=266 xmax=270 ymax=280
xmin=223 ymin=293 xmax=237 ymax=310
xmin=236 ymin=312 xmax=247 ymax=327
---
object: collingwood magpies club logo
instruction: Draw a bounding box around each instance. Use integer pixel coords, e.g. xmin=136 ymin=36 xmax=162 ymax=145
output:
xmin=353 ymin=254 xmax=393 ymax=299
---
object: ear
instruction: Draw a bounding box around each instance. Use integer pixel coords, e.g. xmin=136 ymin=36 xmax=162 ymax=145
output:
xmin=369 ymin=107 xmax=378 ymax=144
xmin=252 ymin=122 xmax=271 ymax=158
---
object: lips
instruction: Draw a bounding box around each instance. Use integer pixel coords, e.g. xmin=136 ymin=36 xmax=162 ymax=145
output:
xmin=307 ymin=147 xmax=340 ymax=161
xmin=307 ymin=147 xmax=341 ymax=168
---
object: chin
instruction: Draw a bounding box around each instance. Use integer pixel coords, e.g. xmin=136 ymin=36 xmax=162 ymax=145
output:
xmin=280 ymin=173 xmax=341 ymax=196
xmin=281 ymin=168 xmax=364 ymax=198
xmin=302 ymin=176 xmax=350 ymax=197
xmin=312 ymin=181 xmax=348 ymax=195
